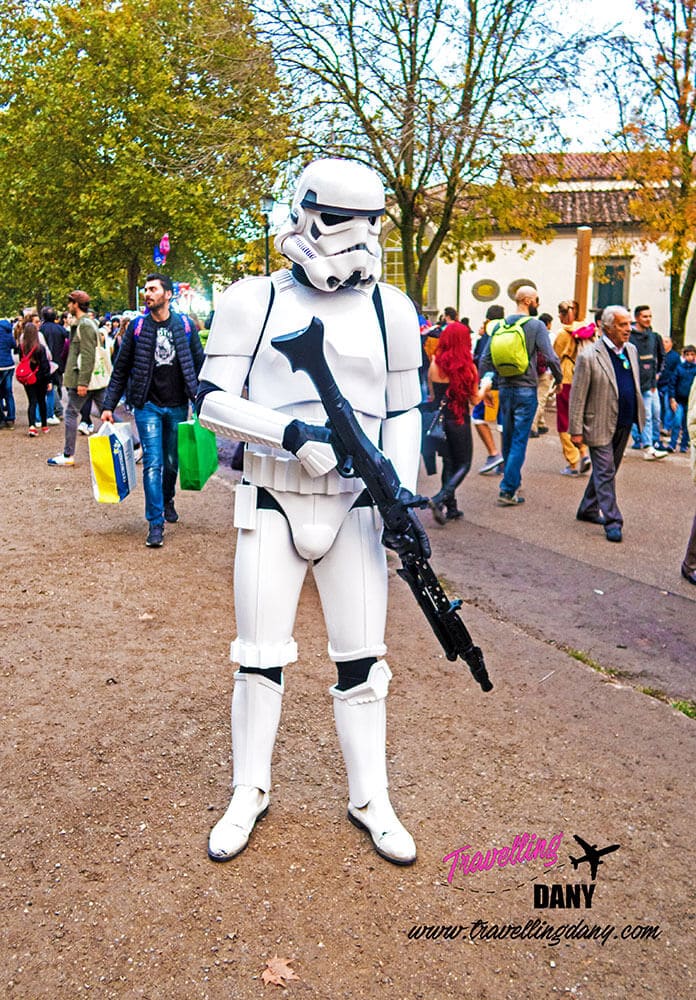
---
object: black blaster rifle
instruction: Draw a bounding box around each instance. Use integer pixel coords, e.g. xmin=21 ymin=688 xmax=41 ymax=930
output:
xmin=272 ymin=317 xmax=492 ymax=693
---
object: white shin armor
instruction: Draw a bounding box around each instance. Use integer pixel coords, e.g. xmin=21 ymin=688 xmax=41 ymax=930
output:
xmin=231 ymin=670 xmax=284 ymax=792
xmin=330 ymin=660 xmax=391 ymax=807
xmin=330 ymin=660 xmax=416 ymax=864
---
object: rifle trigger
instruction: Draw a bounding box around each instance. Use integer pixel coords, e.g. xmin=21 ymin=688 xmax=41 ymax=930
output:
xmin=337 ymin=454 xmax=355 ymax=477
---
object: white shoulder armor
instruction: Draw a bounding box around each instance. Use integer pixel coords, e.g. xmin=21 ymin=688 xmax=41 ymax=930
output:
xmin=377 ymin=283 xmax=422 ymax=372
xmin=205 ymin=275 xmax=274 ymax=358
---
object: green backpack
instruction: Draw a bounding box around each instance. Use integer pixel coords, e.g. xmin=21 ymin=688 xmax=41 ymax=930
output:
xmin=489 ymin=315 xmax=533 ymax=377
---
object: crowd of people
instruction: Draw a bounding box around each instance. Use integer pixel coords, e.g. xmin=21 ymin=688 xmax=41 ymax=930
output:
xmin=418 ymin=292 xmax=696 ymax=573
xmin=0 ymin=302 xmax=133 ymax=437
xmin=0 ymin=278 xmax=206 ymax=548
xmin=2 ymin=280 xmax=695 ymax=574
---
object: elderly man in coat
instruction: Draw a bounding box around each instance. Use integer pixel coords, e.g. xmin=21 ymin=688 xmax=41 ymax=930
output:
xmin=569 ymin=305 xmax=646 ymax=543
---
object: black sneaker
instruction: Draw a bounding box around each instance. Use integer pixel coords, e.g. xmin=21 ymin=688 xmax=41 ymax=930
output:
xmin=164 ymin=501 xmax=179 ymax=523
xmin=146 ymin=524 xmax=164 ymax=547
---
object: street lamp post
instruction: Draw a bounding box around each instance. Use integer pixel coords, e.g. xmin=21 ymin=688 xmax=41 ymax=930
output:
xmin=261 ymin=195 xmax=275 ymax=275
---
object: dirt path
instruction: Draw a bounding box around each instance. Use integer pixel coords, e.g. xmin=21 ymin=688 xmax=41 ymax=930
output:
xmin=1 ymin=421 xmax=694 ymax=999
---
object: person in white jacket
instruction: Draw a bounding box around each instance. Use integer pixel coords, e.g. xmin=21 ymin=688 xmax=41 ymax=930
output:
xmin=198 ymin=159 xmax=424 ymax=866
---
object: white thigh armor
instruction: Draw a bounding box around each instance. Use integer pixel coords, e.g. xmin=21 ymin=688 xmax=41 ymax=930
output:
xmin=199 ymin=268 xmax=422 ymax=668
xmin=233 ymin=503 xmax=388 ymax=668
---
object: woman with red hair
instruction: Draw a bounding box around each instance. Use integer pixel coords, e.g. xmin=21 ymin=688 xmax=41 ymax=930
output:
xmin=427 ymin=321 xmax=481 ymax=523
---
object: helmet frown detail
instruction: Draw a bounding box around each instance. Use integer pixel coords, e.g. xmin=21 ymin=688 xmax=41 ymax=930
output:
xmin=275 ymin=158 xmax=385 ymax=292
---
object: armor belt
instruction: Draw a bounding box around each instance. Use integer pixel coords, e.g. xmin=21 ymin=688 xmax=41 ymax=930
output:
xmin=243 ymin=448 xmax=364 ymax=496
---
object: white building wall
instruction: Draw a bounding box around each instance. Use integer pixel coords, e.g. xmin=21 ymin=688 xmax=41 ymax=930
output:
xmin=436 ymin=234 xmax=694 ymax=342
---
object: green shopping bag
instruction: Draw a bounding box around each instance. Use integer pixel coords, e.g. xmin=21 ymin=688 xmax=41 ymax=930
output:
xmin=178 ymin=413 xmax=219 ymax=490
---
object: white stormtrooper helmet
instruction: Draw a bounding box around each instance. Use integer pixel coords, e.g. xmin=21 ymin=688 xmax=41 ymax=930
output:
xmin=275 ymin=158 xmax=385 ymax=292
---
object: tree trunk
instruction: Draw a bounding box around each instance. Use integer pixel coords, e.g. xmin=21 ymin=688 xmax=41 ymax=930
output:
xmin=670 ymin=247 xmax=696 ymax=349
xmin=127 ymin=257 xmax=140 ymax=310
xmin=399 ymin=203 xmax=422 ymax=310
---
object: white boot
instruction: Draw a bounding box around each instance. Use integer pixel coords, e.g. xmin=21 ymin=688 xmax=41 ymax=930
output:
xmin=208 ymin=671 xmax=283 ymax=862
xmin=331 ymin=660 xmax=416 ymax=865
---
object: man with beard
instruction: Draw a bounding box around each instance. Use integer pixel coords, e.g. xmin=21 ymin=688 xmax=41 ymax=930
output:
xmin=479 ymin=285 xmax=561 ymax=505
xmin=100 ymin=273 xmax=204 ymax=547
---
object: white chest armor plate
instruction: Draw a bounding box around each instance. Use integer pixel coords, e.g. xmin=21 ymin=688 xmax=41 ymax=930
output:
xmin=249 ymin=271 xmax=387 ymax=419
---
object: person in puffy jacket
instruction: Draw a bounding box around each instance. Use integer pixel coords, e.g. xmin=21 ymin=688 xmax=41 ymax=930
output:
xmin=100 ymin=273 xmax=204 ymax=547
xmin=668 ymin=345 xmax=696 ymax=453
xmin=0 ymin=318 xmax=17 ymax=428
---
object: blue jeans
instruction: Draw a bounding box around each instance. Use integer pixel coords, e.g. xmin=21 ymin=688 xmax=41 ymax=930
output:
xmin=669 ymin=401 xmax=690 ymax=451
xmin=632 ymin=388 xmax=660 ymax=447
xmin=0 ymin=368 xmax=15 ymax=422
xmin=659 ymin=386 xmax=674 ymax=435
xmin=499 ymin=385 xmax=538 ymax=495
xmin=134 ymin=401 xmax=189 ymax=526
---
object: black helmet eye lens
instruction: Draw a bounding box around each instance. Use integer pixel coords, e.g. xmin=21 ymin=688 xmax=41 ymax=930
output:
xmin=320 ymin=212 xmax=349 ymax=226
xmin=369 ymin=216 xmax=377 ymax=225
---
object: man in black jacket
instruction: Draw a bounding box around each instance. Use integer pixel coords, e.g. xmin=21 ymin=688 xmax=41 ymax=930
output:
xmin=629 ymin=305 xmax=668 ymax=459
xmin=101 ymin=273 xmax=204 ymax=547
xmin=40 ymin=307 xmax=67 ymax=421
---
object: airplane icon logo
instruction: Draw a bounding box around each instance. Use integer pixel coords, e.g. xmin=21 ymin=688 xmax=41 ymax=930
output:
xmin=569 ymin=834 xmax=620 ymax=881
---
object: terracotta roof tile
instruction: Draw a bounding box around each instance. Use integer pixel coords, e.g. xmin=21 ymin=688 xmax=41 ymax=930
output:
xmin=545 ymin=188 xmax=640 ymax=227
xmin=506 ymin=152 xmax=632 ymax=181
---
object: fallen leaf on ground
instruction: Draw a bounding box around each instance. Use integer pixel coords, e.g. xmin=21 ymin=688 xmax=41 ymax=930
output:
xmin=261 ymin=955 xmax=300 ymax=987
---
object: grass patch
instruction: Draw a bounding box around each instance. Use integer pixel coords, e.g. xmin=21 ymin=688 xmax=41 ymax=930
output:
xmin=638 ymin=686 xmax=669 ymax=703
xmin=670 ymin=699 xmax=696 ymax=719
xmin=554 ymin=649 xmax=695 ymax=721
xmin=564 ymin=647 xmax=624 ymax=678
xmin=638 ymin=688 xmax=696 ymax=720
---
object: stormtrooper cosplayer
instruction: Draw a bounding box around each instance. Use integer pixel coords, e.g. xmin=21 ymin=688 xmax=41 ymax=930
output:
xmin=198 ymin=159 xmax=423 ymax=865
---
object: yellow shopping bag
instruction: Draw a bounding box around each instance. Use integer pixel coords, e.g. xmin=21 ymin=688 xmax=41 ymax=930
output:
xmin=88 ymin=423 xmax=137 ymax=503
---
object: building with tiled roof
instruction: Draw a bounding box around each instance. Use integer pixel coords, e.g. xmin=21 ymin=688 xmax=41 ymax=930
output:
xmin=382 ymin=152 xmax=692 ymax=338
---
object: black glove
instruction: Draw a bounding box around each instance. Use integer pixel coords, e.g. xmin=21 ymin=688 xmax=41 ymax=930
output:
xmin=282 ymin=418 xmax=334 ymax=455
xmin=382 ymin=508 xmax=431 ymax=560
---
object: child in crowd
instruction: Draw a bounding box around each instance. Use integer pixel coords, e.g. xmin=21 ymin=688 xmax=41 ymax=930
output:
xmin=668 ymin=344 xmax=696 ymax=453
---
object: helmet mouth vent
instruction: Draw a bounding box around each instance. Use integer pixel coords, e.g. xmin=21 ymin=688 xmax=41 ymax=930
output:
xmin=335 ymin=243 xmax=376 ymax=256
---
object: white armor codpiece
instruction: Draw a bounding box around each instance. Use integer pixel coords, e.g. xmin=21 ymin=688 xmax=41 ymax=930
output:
xmin=201 ymin=158 xmax=422 ymax=866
